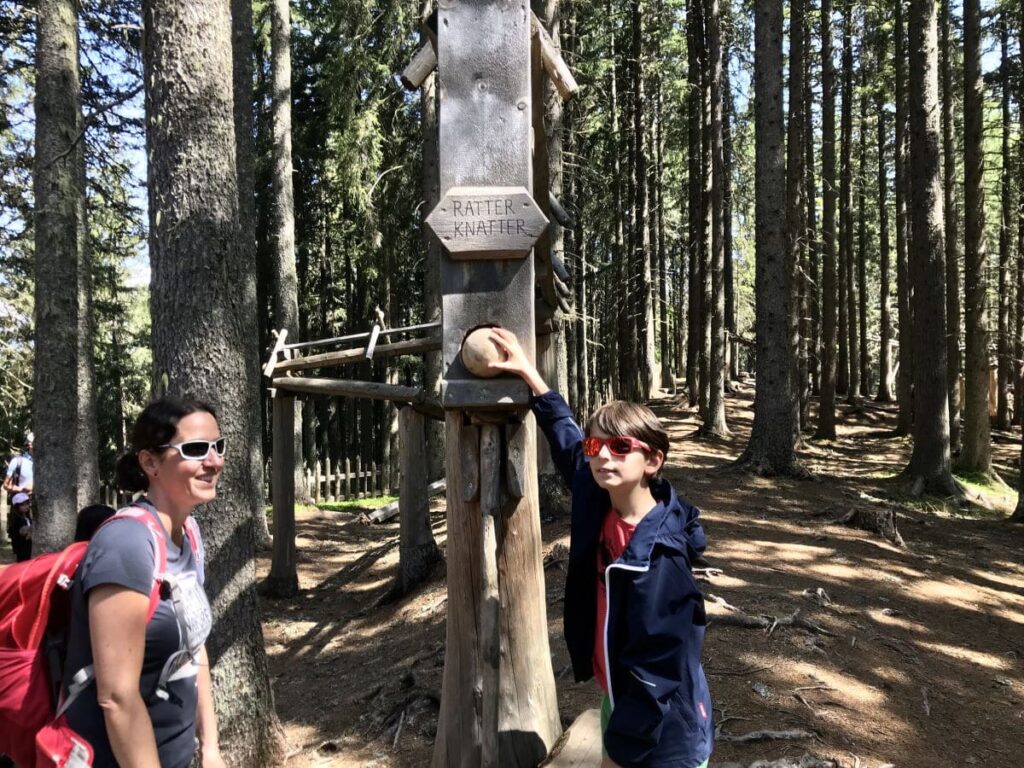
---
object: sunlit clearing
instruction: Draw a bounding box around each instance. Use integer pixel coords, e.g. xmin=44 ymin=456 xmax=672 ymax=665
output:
xmin=789 ymin=662 xmax=887 ymax=707
xmin=715 ymin=540 xmax=835 ymax=564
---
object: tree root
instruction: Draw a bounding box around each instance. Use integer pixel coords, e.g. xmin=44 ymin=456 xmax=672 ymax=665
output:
xmin=715 ymin=728 xmax=816 ymax=744
xmin=707 ymin=594 xmax=836 ymax=636
xmin=710 ymin=758 xmax=839 ymax=768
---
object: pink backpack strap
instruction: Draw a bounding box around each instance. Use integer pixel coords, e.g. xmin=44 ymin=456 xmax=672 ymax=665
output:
xmin=183 ymin=517 xmax=203 ymax=579
xmin=98 ymin=506 xmax=169 ymax=621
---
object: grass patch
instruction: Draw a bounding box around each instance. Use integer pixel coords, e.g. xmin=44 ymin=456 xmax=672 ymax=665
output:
xmin=316 ymin=496 xmax=397 ymax=513
xmin=954 ymin=470 xmax=1012 ymax=495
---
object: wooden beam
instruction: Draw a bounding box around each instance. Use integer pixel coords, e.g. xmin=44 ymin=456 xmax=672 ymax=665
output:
xmin=367 ymin=478 xmax=446 ymax=523
xmin=285 ymin=321 xmax=440 ymax=352
xmin=478 ymin=423 xmax=502 ymax=768
xmin=275 ymin=335 xmax=441 ymax=373
xmin=530 ymin=12 xmax=579 ymax=103
xmin=262 ymin=328 xmax=289 ymax=379
xmin=548 ymin=191 xmax=575 ymax=228
xmin=271 ymin=376 xmax=443 ymax=418
xmin=400 ymin=42 xmax=437 ymax=91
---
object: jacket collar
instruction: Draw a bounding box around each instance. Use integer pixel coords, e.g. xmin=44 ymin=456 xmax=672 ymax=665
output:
xmin=616 ymin=478 xmax=691 ymax=568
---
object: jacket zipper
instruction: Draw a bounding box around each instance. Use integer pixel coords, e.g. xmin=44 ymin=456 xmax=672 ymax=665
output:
xmin=603 ymin=560 xmax=650 ymax=708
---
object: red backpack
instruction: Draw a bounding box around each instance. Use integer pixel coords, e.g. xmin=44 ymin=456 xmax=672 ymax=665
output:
xmin=0 ymin=506 xmax=198 ymax=768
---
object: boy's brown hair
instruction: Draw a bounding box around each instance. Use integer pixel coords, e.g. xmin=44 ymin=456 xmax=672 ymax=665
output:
xmin=586 ymin=400 xmax=670 ymax=462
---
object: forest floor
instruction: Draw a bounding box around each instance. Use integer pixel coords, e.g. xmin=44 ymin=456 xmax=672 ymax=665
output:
xmin=181 ymin=384 xmax=1024 ymax=765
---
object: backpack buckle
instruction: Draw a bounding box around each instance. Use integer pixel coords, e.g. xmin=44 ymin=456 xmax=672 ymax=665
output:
xmin=57 ymin=574 xmax=72 ymax=590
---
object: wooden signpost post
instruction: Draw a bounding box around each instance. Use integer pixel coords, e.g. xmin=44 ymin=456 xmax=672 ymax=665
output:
xmin=420 ymin=1 xmax=569 ymax=766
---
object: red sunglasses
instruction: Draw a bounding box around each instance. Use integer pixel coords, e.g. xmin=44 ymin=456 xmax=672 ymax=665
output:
xmin=582 ymin=435 xmax=652 ymax=458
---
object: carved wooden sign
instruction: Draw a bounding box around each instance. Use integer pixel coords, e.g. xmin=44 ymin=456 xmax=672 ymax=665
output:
xmin=425 ymin=185 xmax=548 ymax=260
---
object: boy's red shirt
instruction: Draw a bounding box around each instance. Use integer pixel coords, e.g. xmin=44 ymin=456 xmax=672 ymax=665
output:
xmin=593 ymin=508 xmax=637 ymax=692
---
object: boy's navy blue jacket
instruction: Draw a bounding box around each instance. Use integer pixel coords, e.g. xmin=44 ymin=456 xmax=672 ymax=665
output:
xmin=532 ymin=391 xmax=713 ymax=767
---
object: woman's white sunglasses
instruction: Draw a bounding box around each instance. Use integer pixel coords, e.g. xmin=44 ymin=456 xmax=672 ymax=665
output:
xmin=157 ymin=438 xmax=226 ymax=461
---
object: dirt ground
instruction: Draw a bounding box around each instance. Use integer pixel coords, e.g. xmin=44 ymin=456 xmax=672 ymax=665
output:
xmin=260 ymin=383 xmax=1024 ymax=768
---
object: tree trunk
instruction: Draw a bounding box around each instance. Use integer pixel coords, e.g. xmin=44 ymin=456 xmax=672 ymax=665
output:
xmin=958 ymin=0 xmax=991 ymax=474
xmin=814 ymin=0 xmax=839 ymax=441
xmin=397 ymin=407 xmax=440 ymax=594
xmin=786 ymin=0 xmax=807 ymax=431
xmin=856 ymin=54 xmax=869 ymax=398
xmin=876 ymin=22 xmax=894 ymax=402
xmin=269 ymin=0 xmax=306 ymax=516
xmin=1017 ymin=96 xmax=1024 ymax=428
xmin=33 ymin=0 xmax=100 ymax=552
xmin=995 ymin=17 xmax=1012 ymax=431
xmin=736 ymin=0 xmax=798 ymax=474
xmin=805 ymin=24 xmax=820 ymax=397
xmin=904 ymin=0 xmax=957 ymax=495
xmin=703 ymin=0 xmax=728 ymax=435
xmin=940 ymin=0 xmax=961 ymax=448
xmin=143 ymin=0 xmax=284 ymax=762
xmin=839 ymin=0 xmax=857 ymax=402
xmin=894 ymin=0 xmax=915 ymax=435
xmin=724 ymin=54 xmax=738 ymax=382
xmin=686 ymin=0 xmax=703 ymax=408
xmin=699 ymin=0 xmax=713 ymax=418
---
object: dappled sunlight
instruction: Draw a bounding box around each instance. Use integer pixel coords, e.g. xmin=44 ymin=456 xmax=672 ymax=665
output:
xmin=867 ymin=608 xmax=932 ymax=635
xmin=715 ymin=539 xmax=836 ymax=563
xmin=913 ymin=641 xmax=1015 ymax=671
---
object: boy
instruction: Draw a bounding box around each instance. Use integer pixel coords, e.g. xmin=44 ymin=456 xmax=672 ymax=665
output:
xmin=6 ymin=491 xmax=32 ymax=562
xmin=489 ymin=328 xmax=713 ymax=768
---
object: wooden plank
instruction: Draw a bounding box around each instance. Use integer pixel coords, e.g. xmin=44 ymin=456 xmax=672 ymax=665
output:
xmin=368 ymin=478 xmax=446 ymax=523
xmin=285 ymin=321 xmax=440 ymax=352
xmin=478 ymin=423 xmax=502 ymax=768
xmin=275 ymin=336 xmax=442 ymax=373
xmin=545 ymin=709 xmax=602 ymax=767
xmin=531 ymin=29 xmax=557 ymax=312
xmin=356 ymin=456 xmax=363 ymax=499
xmin=313 ymin=459 xmax=321 ymax=504
xmin=344 ymin=457 xmax=351 ymax=500
xmin=270 ymin=377 xmax=443 ymax=418
xmin=325 ymin=456 xmax=334 ymax=502
xmin=505 ymin=419 xmax=526 ymax=499
xmin=460 ymin=424 xmax=480 ymax=502
xmin=437 ymin=0 xmax=535 ymax=411
xmin=425 ymin=185 xmax=548 ymax=260
xmin=266 ymin=393 xmax=298 ymax=596
xmin=262 ymin=328 xmax=289 ymax=379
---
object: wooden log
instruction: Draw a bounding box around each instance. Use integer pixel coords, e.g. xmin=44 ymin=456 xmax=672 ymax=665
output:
xmin=356 ymin=456 xmax=363 ymax=500
xmin=264 ymin=393 xmax=298 ymax=596
xmin=262 ymin=328 xmax=289 ymax=379
xmin=400 ymin=42 xmax=437 ymax=91
xmin=530 ymin=12 xmax=579 ymax=103
xmin=344 ymin=457 xmax=351 ymax=500
xmin=368 ymin=478 xmax=447 ymax=523
xmin=371 ymin=461 xmax=378 ymax=496
xmin=271 ymin=376 xmax=444 ymax=419
xmin=478 ymin=423 xmax=502 ymax=768
xmin=396 ymin=407 xmax=442 ymax=591
xmin=313 ymin=459 xmax=321 ymax=504
xmin=275 ymin=335 xmax=442 ymax=373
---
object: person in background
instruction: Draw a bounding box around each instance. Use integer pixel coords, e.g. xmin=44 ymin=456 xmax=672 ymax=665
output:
xmin=74 ymin=504 xmax=116 ymax=543
xmin=5 ymin=491 xmax=32 ymax=562
xmin=3 ymin=431 xmax=33 ymax=501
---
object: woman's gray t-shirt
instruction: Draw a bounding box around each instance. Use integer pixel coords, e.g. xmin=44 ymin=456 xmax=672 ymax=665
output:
xmin=62 ymin=501 xmax=212 ymax=768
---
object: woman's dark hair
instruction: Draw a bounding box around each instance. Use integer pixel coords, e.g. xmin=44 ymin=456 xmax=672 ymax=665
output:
xmin=75 ymin=504 xmax=116 ymax=542
xmin=115 ymin=397 xmax=218 ymax=493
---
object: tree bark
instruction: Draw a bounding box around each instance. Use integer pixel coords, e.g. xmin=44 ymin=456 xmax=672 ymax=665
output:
xmin=724 ymin=53 xmax=738 ymax=382
xmin=814 ymin=0 xmax=839 ymax=441
xmin=804 ymin=23 xmax=820 ymax=397
xmin=143 ymin=0 xmax=284 ymax=762
xmin=876 ymin=21 xmax=894 ymax=402
xmin=856 ymin=53 xmax=869 ymax=399
xmin=940 ymin=0 xmax=961 ymax=448
xmin=33 ymin=0 xmax=100 ymax=552
xmin=904 ymin=0 xmax=957 ymax=495
xmin=995 ymin=17 xmax=1012 ymax=431
xmin=958 ymin=0 xmax=991 ymax=474
xmin=703 ymin=0 xmax=728 ymax=435
xmin=735 ymin=0 xmax=798 ymax=474
xmin=786 ymin=0 xmax=807 ymax=431
xmin=839 ymin=0 xmax=857 ymax=402
xmin=686 ymin=0 xmax=703 ymax=408
xmin=894 ymin=0 xmax=915 ymax=435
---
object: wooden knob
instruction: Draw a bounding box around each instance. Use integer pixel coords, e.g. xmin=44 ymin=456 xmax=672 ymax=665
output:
xmin=461 ymin=327 xmax=506 ymax=378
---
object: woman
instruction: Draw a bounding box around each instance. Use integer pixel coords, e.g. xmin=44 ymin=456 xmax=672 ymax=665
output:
xmin=61 ymin=398 xmax=225 ymax=767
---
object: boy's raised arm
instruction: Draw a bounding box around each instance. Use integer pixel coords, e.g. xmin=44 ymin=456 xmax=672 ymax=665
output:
xmin=489 ymin=328 xmax=585 ymax=484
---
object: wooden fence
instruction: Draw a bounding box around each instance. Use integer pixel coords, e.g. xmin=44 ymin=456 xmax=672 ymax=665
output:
xmin=298 ymin=456 xmax=389 ymax=503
